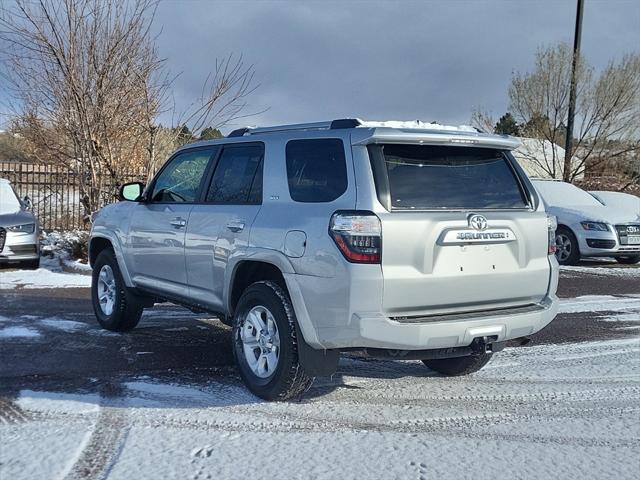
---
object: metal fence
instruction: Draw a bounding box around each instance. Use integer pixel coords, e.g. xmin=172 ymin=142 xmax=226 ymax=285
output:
xmin=0 ymin=162 xmax=144 ymax=231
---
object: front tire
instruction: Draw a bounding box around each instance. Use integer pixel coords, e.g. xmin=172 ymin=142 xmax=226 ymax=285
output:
xmin=91 ymin=249 xmax=143 ymax=332
xmin=232 ymin=281 xmax=312 ymax=401
xmin=615 ymin=255 xmax=640 ymax=265
xmin=422 ymin=354 xmax=493 ymax=376
xmin=555 ymin=227 xmax=580 ymax=265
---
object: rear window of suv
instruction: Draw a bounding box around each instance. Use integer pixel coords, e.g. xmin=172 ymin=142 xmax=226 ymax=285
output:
xmin=369 ymin=144 xmax=528 ymax=210
xmin=286 ymin=139 xmax=347 ymax=202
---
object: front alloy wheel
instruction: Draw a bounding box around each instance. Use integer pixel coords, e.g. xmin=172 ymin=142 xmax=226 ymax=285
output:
xmin=97 ymin=264 xmax=117 ymax=316
xmin=554 ymin=227 xmax=580 ymax=265
xmin=91 ymin=249 xmax=142 ymax=332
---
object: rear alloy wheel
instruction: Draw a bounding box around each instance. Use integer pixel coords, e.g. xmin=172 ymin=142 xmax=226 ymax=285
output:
xmin=91 ymin=249 xmax=143 ymax=332
xmin=422 ymin=354 xmax=493 ymax=376
xmin=615 ymin=255 xmax=640 ymax=265
xmin=555 ymin=227 xmax=580 ymax=266
xmin=232 ymin=281 xmax=312 ymax=401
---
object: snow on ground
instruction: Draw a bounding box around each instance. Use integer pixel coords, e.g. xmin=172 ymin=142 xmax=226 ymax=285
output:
xmin=0 ymin=326 xmax=41 ymax=338
xmin=0 ymin=255 xmax=91 ymax=289
xmin=1 ymin=338 xmax=638 ymax=479
xmin=559 ymin=295 xmax=640 ymax=314
xmin=561 ymin=264 xmax=640 ymax=278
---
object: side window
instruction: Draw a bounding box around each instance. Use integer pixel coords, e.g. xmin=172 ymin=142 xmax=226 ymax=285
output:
xmin=286 ymin=139 xmax=347 ymax=203
xmin=150 ymin=148 xmax=215 ymax=203
xmin=206 ymin=144 xmax=264 ymax=204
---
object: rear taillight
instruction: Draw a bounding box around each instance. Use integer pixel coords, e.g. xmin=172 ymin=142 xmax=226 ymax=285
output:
xmin=547 ymin=215 xmax=558 ymax=255
xmin=329 ymin=211 xmax=381 ymax=264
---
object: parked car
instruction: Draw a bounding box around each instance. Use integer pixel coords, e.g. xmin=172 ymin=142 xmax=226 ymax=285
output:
xmin=533 ymin=180 xmax=640 ymax=265
xmin=90 ymin=119 xmax=559 ymax=400
xmin=589 ymin=191 xmax=640 ymax=217
xmin=0 ymin=178 xmax=40 ymax=269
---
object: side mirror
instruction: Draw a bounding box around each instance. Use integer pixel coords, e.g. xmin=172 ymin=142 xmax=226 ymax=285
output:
xmin=23 ymin=195 xmax=32 ymax=210
xmin=120 ymin=182 xmax=145 ymax=201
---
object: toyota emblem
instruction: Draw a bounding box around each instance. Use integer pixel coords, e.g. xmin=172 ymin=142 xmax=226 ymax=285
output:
xmin=469 ymin=214 xmax=488 ymax=231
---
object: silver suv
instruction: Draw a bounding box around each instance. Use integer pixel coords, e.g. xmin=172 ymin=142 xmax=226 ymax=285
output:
xmin=90 ymin=119 xmax=560 ymax=400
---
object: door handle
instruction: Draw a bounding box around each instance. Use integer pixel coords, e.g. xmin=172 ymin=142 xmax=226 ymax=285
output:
xmin=226 ymin=221 xmax=245 ymax=233
xmin=170 ymin=217 xmax=187 ymax=229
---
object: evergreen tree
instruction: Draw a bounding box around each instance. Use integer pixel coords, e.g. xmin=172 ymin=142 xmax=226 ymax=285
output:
xmin=199 ymin=127 xmax=223 ymax=140
xmin=494 ymin=113 xmax=520 ymax=136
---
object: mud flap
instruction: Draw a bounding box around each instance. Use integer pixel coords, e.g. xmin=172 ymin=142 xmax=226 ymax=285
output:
xmin=297 ymin=335 xmax=339 ymax=377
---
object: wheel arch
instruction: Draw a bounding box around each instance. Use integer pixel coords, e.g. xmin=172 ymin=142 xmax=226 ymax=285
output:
xmin=89 ymin=233 xmax=134 ymax=287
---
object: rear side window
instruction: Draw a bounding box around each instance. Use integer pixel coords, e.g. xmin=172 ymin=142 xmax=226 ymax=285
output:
xmin=373 ymin=144 xmax=528 ymax=210
xmin=206 ymin=144 xmax=263 ymax=204
xmin=286 ymin=139 xmax=347 ymax=203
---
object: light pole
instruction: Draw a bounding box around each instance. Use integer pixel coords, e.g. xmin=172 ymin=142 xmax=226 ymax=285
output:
xmin=563 ymin=0 xmax=584 ymax=182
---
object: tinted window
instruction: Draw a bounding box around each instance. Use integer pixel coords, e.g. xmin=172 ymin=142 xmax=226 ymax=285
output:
xmin=206 ymin=144 xmax=263 ymax=204
xmin=378 ymin=145 xmax=527 ymax=209
xmin=286 ymin=139 xmax=347 ymax=203
xmin=151 ymin=148 xmax=215 ymax=203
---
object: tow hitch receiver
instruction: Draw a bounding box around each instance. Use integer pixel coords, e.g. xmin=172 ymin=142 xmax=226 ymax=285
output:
xmin=471 ymin=336 xmax=503 ymax=354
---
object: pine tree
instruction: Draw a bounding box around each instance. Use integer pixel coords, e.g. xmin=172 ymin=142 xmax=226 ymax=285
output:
xmin=199 ymin=127 xmax=223 ymax=140
xmin=494 ymin=113 xmax=520 ymax=136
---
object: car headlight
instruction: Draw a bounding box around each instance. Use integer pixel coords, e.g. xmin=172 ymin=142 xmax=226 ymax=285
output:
xmin=580 ymin=221 xmax=609 ymax=232
xmin=6 ymin=223 xmax=35 ymax=234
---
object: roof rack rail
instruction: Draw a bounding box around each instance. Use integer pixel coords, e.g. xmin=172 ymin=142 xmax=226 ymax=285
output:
xmin=227 ymin=127 xmax=250 ymax=137
xmin=226 ymin=118 xmax=362 ymax=137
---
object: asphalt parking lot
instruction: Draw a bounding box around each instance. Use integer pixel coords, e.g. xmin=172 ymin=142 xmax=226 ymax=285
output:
xmin=0 ymin=260 xmax=638 ymax=389
xmin=1 ymin=260 xmax=639 ymax=479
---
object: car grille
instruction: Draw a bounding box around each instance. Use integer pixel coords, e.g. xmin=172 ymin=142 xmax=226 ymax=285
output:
xmin=0 ymin=228 xmax=5 ymax=253
xmin=586 ymin=238 xmax=616 ymax=249
xmin=615 ymin=224 xmax=640 ymax=245
xmin=9 ymin=245 xmax=37 ymax=255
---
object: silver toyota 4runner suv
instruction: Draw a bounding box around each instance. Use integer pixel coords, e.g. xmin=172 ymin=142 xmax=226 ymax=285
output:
xmin=90 ymin=118 xmax=559 ymax=400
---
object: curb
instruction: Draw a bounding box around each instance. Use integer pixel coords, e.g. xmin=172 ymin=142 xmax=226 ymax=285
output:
xmin=58 ymin=257 xmax=93 ymax=276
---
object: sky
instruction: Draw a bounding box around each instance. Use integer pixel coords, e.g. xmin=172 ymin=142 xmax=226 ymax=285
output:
xmin=152 ymin=0 xmax=640 ymax=133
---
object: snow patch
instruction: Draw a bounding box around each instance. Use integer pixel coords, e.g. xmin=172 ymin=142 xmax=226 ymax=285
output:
xmin=0 ymin=326 xmax=41 ymax=338
xmin=560 ymin=265 xmax=640 ymax=277
xmin=558 ymin=295 xmax=640 ymax=314
xmin=360 ymin=119 xmax=477 ymax=132
xmin=0 ymin=255 xmax=91 ymax=289
xmin=38 ymin=317 xmax=87 ymax=332
xmin=17 ymin=390 xmax=100 ymax=414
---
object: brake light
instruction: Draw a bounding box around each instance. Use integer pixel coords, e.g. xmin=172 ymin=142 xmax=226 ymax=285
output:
xmin=547 ymin=215 xmax=558 ymax=255
xmin=330 ymin=211 xmax=381 ymax=264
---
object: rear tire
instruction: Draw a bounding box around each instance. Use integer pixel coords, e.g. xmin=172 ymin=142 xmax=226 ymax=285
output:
xmin=555 ymin=227 xmax=580 ymax=265
xmin=232 ymin=281 xmax=312 ymax=401
xmin=422 ymin=354 xmax=493 ymax=376
xmin=91 ymin=249 xmax=143 ymax=332
xmin=615 ymin=255 xmax=640 ymax=265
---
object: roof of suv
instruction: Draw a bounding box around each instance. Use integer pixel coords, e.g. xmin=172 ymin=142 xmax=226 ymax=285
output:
xmin=179 ymin=118 xmax=521 ymax=152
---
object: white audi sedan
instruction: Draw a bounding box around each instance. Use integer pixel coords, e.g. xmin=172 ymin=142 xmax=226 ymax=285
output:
xmin=533 ymin=180 xmax=640 ymax=265
xmin=0 ymin=178 xmax=40 ymax=269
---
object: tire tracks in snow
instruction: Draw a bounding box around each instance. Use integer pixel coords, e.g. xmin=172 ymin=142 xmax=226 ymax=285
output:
xmin=61 ymin=384 xmax=130 ymax=480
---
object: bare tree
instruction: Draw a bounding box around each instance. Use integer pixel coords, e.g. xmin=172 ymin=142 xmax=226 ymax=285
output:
xmin=0 ymin=0 xmax=162 ymax=218
xmin=0 ymin=0 xmax=261 ymax=220
xmin=470 ymin=109 xmax=495 ymax=133
xmin=137 ymin=53 xmax=260 ymax=176
xmin=509 ymin=43 xmax=640 ymax=182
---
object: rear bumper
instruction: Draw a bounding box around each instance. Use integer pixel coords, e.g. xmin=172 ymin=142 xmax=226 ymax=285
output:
xmin=328 ymin=295 xmax=558 ymax=350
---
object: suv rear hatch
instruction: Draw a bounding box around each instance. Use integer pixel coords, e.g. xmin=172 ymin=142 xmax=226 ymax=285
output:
xmin=367 ymin=143 xmax=551 ymax=318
